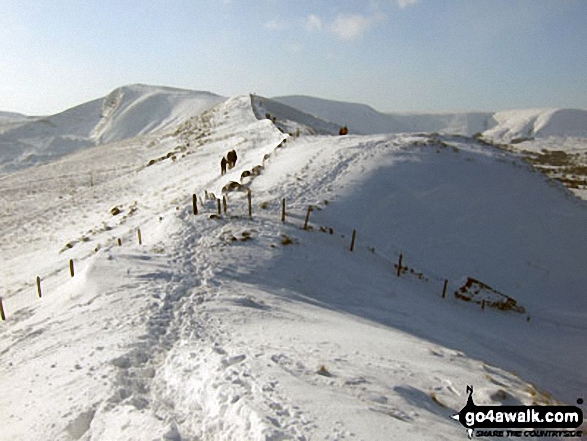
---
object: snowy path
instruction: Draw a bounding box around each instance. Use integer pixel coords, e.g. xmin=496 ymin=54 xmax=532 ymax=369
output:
xmin=0 ymin=94 xmax=585 ymax=440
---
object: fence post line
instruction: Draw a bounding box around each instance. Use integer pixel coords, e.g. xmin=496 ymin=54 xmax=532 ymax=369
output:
xmin=303 ymin=206 xmax=313 ymax=230
xmin=350 ymin=229 xmax=356 ymax=252
xmin=193 ymin=194 xmax=198 ymax=215
xmin=396 ymin=253 xmax=403 ymax=277
xmin=70 ymin=259 xmax=75 ymax=277
xmin=247 ymin=190 xmax=252 ymax=218
xmin=442 ymin=279 xmax=448 ymax=299
xmin=281 ymin=198 xmax=286 ymax=222
xmin=37 ymin=276 xmax=42 ymax=298
xmin=481 ymin=300 xmax=485 ymax=311
xmin=0 ymin=297 xmax=5 ymax=321
xmin=137 ymin=228 xmax=142 ymax=245
xmin=223 ymin=196 xmax=227 ymax=214
xmin=117 ymin=238 xmax=122 ymax=246
xmin=217 ymin=199 xmax=221 ymax=215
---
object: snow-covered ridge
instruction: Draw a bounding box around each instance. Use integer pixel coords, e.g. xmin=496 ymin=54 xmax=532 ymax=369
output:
xmin=2 ymin=85 xmax=587 ymax=175
xmin=250 ymin=94 xmax=341 ymax=136
xmin=0 ymin=89 xmax=586 ymax=440
xmin=0 ymin=111 xmax=38 ymax=136
xmin=0 ymin=111 xmax=32 ymax=124
xmin=0 ymin=84 xmax=226 ymax=173
xmin=90 ymin=84 xmax=226 ymax=143
xmin=272 ymin=95 xmax=495 ymax=136
xmin=272 ymin=95 xmax=587 ymax=142
xmin=485 ymin=108 xmax=587 ymax=142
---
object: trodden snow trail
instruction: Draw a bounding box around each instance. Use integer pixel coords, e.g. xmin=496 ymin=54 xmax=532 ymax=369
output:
xmin=1 ymin=93 xmax=586 ymax=440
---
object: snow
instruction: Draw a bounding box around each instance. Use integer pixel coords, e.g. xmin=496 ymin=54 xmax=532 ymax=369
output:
xmin=485 ymin=108 xmax=587 ymax=142
xmin=272 ymin=95 xmax=494 ymax=136
xmin=0 ymin=86 xmax=586 ymax=440
xmin=273 ymin=95 xmax=587 ymax=144
xmin=0 ymin=111 xmax=33 ymax=125
xmin=0 ymin=84 xmax=225 ymax=173
xmin=251 ymin=95 xmax=341 ymax=136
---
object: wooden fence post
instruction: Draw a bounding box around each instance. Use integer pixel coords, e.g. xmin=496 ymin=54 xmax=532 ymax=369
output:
xmin=396 ymin=253 xmax=403 ymax=277
xmin=223 ymin=196 xmax=227 ymax=214
xmin=217 ymin=199 xmax=221 ymax=215
xmin=0 ymin=297 xmax=5 ymax=321
xmin=247 ymin=190 xmax=252 ymax=218
xmin=350 ymin=229 xmax=356 ymax=252
xmin=442 ymin=279 xmax=448 ymax=299
xmin=137 ymin=228 xmax=142 ymax=245
xmin=37 ymin=276 xmax=42 ymax=298
xmin=193 ymin=194 xmax=198 ymax=215
xmin=481 ymin=300 xmax=485 ymax=311
xmin=281 ymin=198 xmax=286 ymax=223
xmin=70 ymin=259 xmax=75 ymax=277
xmin=118 ymin=238 xmax=122 ymax=246
xmin=303 ymin=206 xmax=313 ymax=230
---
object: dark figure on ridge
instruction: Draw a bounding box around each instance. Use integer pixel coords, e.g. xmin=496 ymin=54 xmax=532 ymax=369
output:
xmin=227 ymin=150 xmax=238 ymax=169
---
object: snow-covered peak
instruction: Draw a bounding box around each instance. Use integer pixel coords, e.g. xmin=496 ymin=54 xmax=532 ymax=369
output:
xmin=0 ymin=84 xmax=226 ymax=173
xmin=91 ymin=84 xmax=225 ymax=143
xmin=483 ymin=108 xmax=587 ymax=142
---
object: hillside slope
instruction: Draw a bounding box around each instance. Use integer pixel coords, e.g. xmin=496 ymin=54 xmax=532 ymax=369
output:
xmin=0 ymin=111 xmax=33 ymax=124
xmin=273 ymin=95 xmax=494 ymax=136
xmin=0 ymin=95 xmax=585 ymax=440
xmin=251 ymin=94 xmax=341 ymax=135
xmin=274 ymin=95 xmax=587 ymax=144
xmin=485 ymin=108 xmax=587 ymax=142
xmin=0 ymin=84 xmax=225 ymax=172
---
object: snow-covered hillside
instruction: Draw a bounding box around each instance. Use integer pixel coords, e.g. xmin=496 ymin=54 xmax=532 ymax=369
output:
xmin=251 ymin=95 xmax=341 ymax=136
xmin=273 ymin=95 xmax=494 ymax=136
xmin=273 ymin=95 xmax=587 ymax=143
xmin=0 ymin=111 xmax=33 ymax=124
xmin=272 ymin=94 xmax=587 ymax=198
xmin=0 ymin=89 xmax=586 ymax=440
xmin=484 ymin=108 xmax=587 ymax=142
xmin=0 ymin=84 xmax=225 ymax=173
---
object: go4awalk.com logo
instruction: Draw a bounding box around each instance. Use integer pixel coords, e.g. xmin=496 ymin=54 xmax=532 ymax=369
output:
xmin=451 ymin=386 xmax=584 ymax=439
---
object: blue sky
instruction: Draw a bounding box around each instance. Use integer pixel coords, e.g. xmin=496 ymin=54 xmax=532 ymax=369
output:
xmin=1 ymin=0 xmax=586 ymax=115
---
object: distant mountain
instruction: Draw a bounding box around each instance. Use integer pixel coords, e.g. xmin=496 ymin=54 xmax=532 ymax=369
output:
xmin=250 ymin=95 xmax=341 ymax=136
xmin=0 ymin=84 xmax=225 ymax=172
xmin=272 ymin=95 xmax=494 ymax=136
xmin=485 ymin=108 xmax=587 ymax=142
xmin=0 ymin=111 xmax=38 ymax=135
xmin=272 ymin=95 xmax=587 ymax=143
xmin=0 ymin=111 xmax=32 ymax=123
xmin=3 ymin=85 xmax=587 ymax=174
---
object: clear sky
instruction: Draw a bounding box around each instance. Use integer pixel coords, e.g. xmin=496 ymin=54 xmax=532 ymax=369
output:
xmin=1 ymin=0 xmax=586 ymax=115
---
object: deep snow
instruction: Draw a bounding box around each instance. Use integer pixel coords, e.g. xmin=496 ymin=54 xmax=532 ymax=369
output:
xmin=0 ymin=84 xmax=225 ymax=173
xmin=0 ymin=87 xmax=585 ymax=440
